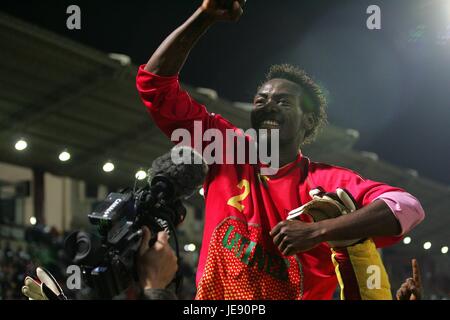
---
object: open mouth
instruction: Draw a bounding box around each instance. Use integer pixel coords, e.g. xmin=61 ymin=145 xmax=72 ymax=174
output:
xmin=259 ymin=120 xmax=281 ymax=129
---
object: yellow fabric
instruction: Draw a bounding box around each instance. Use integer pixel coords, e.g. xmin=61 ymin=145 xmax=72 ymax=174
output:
xmin=332 ymin=239 xmax=393 ymax=300
xmin=331 ymin=251 xmax=346 ymax=300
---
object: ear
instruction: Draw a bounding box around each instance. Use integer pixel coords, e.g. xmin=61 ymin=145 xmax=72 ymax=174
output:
xmin=302 ymin=113 xmax=316 ymax=132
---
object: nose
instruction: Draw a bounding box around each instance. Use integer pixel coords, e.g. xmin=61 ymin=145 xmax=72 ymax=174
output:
xmin=262 ymin=98 xmax=278 ymax=112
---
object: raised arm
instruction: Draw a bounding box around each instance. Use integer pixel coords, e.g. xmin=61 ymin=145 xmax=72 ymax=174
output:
xmin=145 ymin=0 xmax=245 ymax=76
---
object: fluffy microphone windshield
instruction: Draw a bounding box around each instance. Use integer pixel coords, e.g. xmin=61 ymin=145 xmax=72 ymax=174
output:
xmin=148 ymin=146 xmax=209 ymax=199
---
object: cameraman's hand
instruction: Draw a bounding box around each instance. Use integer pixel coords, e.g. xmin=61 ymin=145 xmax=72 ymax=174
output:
xmin=200 ymin=0 xmax=245 ymax=22
xmin=137 ymin=227 xmax=178 ymax=290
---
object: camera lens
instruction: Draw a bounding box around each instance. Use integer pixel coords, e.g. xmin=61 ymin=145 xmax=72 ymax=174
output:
xmin=75 ymin=233 xmax=91 ymax=259
xmin=65 ymin=231 xmax=103 ymax=266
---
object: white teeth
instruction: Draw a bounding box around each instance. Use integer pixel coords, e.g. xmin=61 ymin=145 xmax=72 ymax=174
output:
xmin=261 ymin=120 xmax=279 ymax=126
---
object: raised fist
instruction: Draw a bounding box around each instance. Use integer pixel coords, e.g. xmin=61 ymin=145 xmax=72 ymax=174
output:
xmin=200 ymin=0 xmax=246 ymax=22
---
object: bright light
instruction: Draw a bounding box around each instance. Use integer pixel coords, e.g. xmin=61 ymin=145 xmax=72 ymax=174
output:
xmin=360 ymin=151 xmax=379 ymax=161
xmin=403 ymin=237 xmax=412 ymax=245
xmin=30 ymin=217 xmax=37 ymax=225
xmin=59 ymin=151 xmax=71 ymax=162
xmin=442 ymin=246 xmax=449 ymax=254
xmin=199 ymin=188 xmax=205 ymax=197
xmin=108 ymin=53 xmax=131 ymax=66
xmin=135 ymin=170 xmax=147 ymax=180
xmin=423 ymin=242 xmax=432 ymax=250
xmin=15 ymin=139 xmax=28 ymax=151
xmin=345 ymin=129 xmax=360 ymax=139
xmin=103 ymin=162 xmax=115 ymax=173
xmin=184 ymin=244 xmax=196 ymax=252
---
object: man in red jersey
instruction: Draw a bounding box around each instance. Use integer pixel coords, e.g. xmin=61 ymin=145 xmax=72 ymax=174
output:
xmin=136 ymin=0 xmax=425 ymax=299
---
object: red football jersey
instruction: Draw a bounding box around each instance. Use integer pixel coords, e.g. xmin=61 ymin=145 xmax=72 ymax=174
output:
xmin=136 ymin=66 xmax=403 ymax=300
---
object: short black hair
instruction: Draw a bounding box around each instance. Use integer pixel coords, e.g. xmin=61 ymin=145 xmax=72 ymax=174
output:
xmin=263 ymin=64 xmax=327 ymax=144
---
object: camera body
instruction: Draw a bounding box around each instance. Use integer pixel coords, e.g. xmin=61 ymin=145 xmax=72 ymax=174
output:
xmin=65 ymin=175 xmax=186 ymax=299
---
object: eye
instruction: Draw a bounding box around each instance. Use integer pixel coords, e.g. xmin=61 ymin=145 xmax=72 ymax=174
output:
xmin=278 ymin=99 xmax=291 ymax=106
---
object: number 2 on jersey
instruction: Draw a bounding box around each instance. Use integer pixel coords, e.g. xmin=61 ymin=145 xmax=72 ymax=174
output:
xmin=227 ymin=179 xmax=250 ymax=213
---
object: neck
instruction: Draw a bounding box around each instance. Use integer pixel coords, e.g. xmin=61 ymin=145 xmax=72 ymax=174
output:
xmin=279 ymin=144 xmax=300 ymax=167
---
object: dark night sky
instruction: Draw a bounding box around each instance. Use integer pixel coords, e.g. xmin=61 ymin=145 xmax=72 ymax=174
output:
xmin=1 ymin=0 xmax=450 ymax=185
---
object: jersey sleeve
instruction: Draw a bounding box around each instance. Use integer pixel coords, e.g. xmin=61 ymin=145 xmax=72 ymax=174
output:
xmin=136 ymin=65 xmax=237 ymax=152
xmin=374 ymin=191 xmax=425 ymax=236
xmin=308 ymin=163 xmax=405 ymax=248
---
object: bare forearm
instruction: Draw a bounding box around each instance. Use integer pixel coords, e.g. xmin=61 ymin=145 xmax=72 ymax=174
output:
xmin=318 ymin=200 xmax=402 ymax=241
xmin=145 ymin=7 xmax=215 ymax=76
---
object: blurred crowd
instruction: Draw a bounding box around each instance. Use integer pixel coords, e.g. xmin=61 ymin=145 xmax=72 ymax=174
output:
xmin=0 ymin=243 xmax=31 ymax=299
xmin=0 ymin=224 xmax=198 ymax=300
xmin=0 ymin=225 xmax=68 ymax=300
xmin=1 ymin=224 xmax=448 ymax=300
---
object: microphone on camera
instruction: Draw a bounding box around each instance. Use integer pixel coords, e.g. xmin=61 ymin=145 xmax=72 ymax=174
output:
xmin=146 ymin=146 xmax=208 ymax=294
xmin=148 ymin=145 xmax=208 ymax=200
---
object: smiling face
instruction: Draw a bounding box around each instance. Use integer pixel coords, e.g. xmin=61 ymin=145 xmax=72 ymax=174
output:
xmin=251 ymin=78 xmax=313 ymax=147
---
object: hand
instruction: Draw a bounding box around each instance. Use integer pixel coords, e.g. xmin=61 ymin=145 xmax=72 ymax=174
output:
xmin=200 ymin=0 xmax=246 ymax=22
xmin=270 ymin=220 xmax=323 ymax=256
xmin=137 ymin=227 xmax=178 ymax=290
xmin=286 ymin=188 xmax=366 ymax=248
xmin=396 ymin=259 xmax=422 ymax=300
